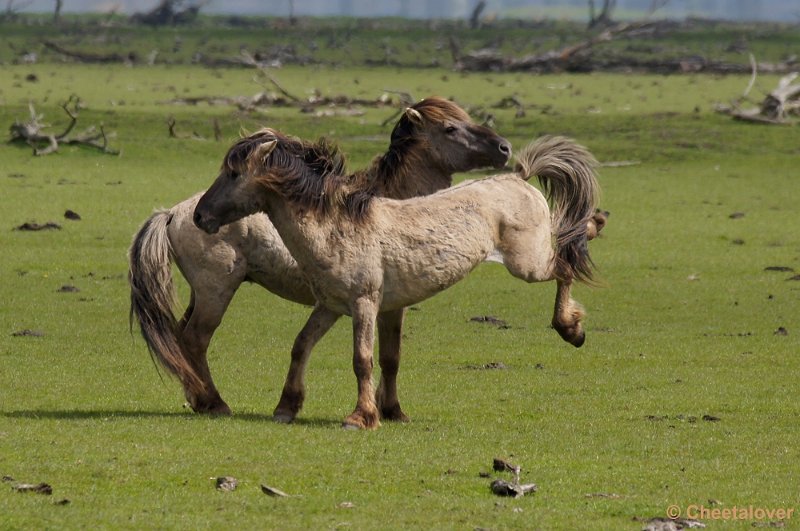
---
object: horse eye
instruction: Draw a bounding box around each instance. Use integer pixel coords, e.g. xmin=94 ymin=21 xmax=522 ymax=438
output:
xmin=445 ymin=126 xmax=457 ymax=134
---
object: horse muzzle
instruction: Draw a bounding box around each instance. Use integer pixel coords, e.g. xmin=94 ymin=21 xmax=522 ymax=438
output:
xmin=494 ymin=140 xmax=513 ymax=168
xmin=193 ymin=209 xmax=220 ymax=234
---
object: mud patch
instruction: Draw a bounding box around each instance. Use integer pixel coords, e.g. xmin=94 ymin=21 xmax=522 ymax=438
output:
xmin=463 ymin=361 xmax=508 ymax=370
xmin=469 ymin=315 xmax=510 ymax=329
xmin=11 ymin=329 xmax=44 ymax=337
xmin=57 ymin=285 xmax=80 ymax=293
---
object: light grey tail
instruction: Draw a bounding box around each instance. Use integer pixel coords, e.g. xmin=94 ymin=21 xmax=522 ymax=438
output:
xmin=128 ymin=210 xmax=204 ymax=393
xmin=515 ymin=135 xmax=600 ymax=283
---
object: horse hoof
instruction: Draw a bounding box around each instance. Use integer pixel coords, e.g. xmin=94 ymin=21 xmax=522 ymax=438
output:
xmin=342 ymin=412 xmax=380 ymax=430
xmin=380 ymin=406 xmax=410 ymax=423
xmin=273 ymin=412 xmax=295 ymax=424
xmin=208 ymin=404 xmax=233 ymax=416
xmin=553 ymin=322 xmax=585 ymax=348
xmin=571 ymin=332 xmax=585 ymax=348
xmin=190 ymin=399 xmax=232 ymax=416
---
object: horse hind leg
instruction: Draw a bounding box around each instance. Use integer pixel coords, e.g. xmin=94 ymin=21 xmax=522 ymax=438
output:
xmin=180 ymin=287 xmax=237 ymax=415
xmin=176 ymin=289 xmax=195 ymax=333
xmin=499 ymin=230 xmax=586 ymax=347
xmin=375 ymin=309 xmax=410 ymax=422
xmin=499 ymin=227 xmax=557 ymax=284
xmin=273 ymin=305 xmax=340 ymax=423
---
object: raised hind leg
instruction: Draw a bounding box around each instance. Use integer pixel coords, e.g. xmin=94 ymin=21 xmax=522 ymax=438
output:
xmin=551 ymin=279 xmax=586 ymax=347
xmin=273 ymin=304 xmax=340 ymax=423
xmin=179 ymin=284 xmax=239 ymax=415
xmin=500 ymin=225 xmax=586 ymax=347
xmin=375 ymin=308 xmax=410 ymax=422
xmin=343 ymin=296 xmax=380 ymax=430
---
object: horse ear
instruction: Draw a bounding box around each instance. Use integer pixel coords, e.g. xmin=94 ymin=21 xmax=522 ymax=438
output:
xmin=404 ymin=107 xmax=423 ymax=124
xmin=253 ymin=139 xmax=277 ymax=165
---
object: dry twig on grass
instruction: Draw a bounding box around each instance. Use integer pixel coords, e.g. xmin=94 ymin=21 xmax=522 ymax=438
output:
xmin=9 ymin=96 xmax=119 ymax=155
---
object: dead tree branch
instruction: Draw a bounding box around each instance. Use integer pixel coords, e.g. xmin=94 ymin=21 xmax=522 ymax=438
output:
xmin=588 ymin=0 xmax=616 ymax=28
xmin=469 ymin=1 xmax=486 ymax=30
xmin=455 ymin=21 xmax=656 ymax=73
xmin=53 ymin=0 xmax=63 ymax=23
xmin=8 ymin=96 xmax=119 ymax=155
xmin=715 ymin=69 xmax=800 ymax=125
xmin=43 ymin=40 xmax=134 ymax=64
xmin=455 ymin=22 xmax=797 ymax=75
xmin=2 ymin=0 xmax=33 ymax=21
xmin=241 ymin=50 xmax=303 ymax=104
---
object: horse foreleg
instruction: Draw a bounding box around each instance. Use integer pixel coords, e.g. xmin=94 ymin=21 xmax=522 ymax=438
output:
xmin=273 ymin=304 xmax=340 ymax=423
xmin=376 ymin=308 xmax=410 ymax=422
xmin=180 ymin=289 xmax=235 ymax=415
xmin=552 ymin=279 xmax=586 ymax=347
xmin=343 ymin=297 xmax=381 ymax=430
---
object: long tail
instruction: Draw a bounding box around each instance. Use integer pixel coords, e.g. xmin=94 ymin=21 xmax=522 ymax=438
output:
xmin=515 ymin=135 xmax=600 ymax=283
xmin=128 ymin=210 xmax=204 ymax=393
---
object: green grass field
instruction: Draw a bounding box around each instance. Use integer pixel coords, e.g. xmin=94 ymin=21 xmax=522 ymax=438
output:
xmin=1 ymin=17 xmax=799 ymax=530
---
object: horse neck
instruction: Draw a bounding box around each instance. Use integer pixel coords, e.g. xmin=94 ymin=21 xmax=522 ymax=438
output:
xmin=369 ymin=144 xmax=453 ymax=200
xmin=260 ymin=191 xmax=339 ymax=267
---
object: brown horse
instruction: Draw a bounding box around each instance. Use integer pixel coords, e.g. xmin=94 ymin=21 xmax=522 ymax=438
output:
xmin=193 ymin=129 xmax=600 ymax=429
xmin=128 ymin=97 xmax=512 ymax=417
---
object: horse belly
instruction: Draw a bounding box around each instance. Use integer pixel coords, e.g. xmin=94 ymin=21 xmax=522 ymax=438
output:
xmin=379 ymin=229 xmax=493 ymax=310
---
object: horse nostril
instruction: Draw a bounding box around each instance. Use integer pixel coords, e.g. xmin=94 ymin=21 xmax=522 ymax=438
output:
xmin=499 ymin=142 xmax=511 ymax=155
xmin=193 ymin=210 xmax=203 ymax=227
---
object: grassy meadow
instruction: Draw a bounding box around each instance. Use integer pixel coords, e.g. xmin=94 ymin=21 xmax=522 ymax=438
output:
xmin=1 ymin=16 xmax=799 ymax=530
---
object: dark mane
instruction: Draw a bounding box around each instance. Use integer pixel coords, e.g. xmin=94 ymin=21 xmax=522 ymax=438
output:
xmin=236 ymin=129 xmax=375 ymax=222
xmin=225 ymin=129 xmax=346 ymax=179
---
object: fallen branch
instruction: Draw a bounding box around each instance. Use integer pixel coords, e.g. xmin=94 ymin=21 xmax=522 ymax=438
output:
xmin=43 ymin=40 xmax=134 ymax=64
xmin=9 ymin=96 xmax=119 ymax=155
xmin=166 ymin=116 xmax=224 ymax=141
xmin=166 ymin=117 xmax=202 ymax=139
xmin=715 ymin=67 xmax=800 ymax=124
xmin=455 ymin=22 xmax=657 ymax=73
xmin=240 ymin=50 xmax=303 ymax=103
xmin=454 ymin=21 xmax=798 ymax=75
xmin=161 ymin=91 xmax=395 ymax=113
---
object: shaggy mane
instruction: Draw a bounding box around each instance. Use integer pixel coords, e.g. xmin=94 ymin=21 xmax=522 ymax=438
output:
xmin=229 ymin=129 xmax=375 ymax=222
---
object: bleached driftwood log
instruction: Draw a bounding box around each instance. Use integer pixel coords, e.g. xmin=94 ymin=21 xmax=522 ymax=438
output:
xmin=716 ymin=57 xmax=800 ymax=125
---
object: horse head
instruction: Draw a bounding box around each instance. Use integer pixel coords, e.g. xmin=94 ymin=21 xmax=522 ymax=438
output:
xmin=194 ymin=128 xmax=345 ymax=234
xmin=390 ymin=97 xmax=511 ymax=173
